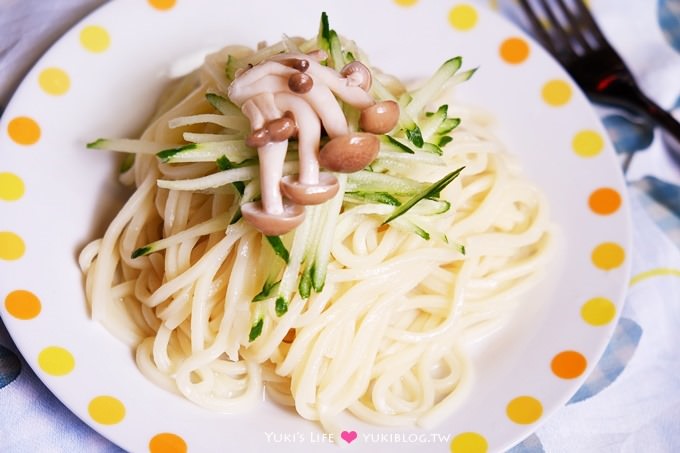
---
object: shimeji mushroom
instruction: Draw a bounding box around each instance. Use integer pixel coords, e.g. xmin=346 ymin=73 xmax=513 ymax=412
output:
xmin=227 ymin=52 xmax=399 ymax=235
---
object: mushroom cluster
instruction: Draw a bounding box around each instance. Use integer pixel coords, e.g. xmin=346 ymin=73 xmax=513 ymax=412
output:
xmin=227 ymin=51 xmax=399 ymax=236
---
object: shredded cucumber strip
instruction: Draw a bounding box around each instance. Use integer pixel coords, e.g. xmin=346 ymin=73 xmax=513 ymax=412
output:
xmin=311 ymin=175 xmax=347 ymax=291
xmin=168 ymin=114 xmax=249 ymax=130
xmin=157 ymin=141 xmax=256 ymax=163
xmin=405 ymin=57 xmax=462 ymax=120
xmin=376 ymin=149 xmax=445 ymax=167
xmin=347 ymin=171 xmax=429 ymax=195
xmin=87 ymin=138 xmax=178 ymax=155
xmin=157 ymin=161 xmax=299 ymax=191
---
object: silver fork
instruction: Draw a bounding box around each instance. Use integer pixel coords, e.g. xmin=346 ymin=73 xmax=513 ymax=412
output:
xmin=518 ymin=0 xmax=680 ymax=168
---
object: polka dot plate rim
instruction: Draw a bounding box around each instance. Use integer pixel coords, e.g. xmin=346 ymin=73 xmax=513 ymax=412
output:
xmin=0 ymin=1 xmax=632 ymax=452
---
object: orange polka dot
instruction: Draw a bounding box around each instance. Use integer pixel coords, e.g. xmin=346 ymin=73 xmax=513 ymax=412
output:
xmin=4 ymin=290 xmax=41 ymax=320
xmin=88 ymin=395 xmax=126 ymax=425
xmin=507 ymin=396 xmax=543 ymax=424
xmin=500 ymin=37 xmax=530 ymax=64
xmin=592 ymin=243 xmax=625 ymax=270
xmin=589 ymin=188 xmax=621 ymax=215
xmin=148 ymin=0 xmax=176 ymax=10
xmin=149 ymin=433 xmax=188 ymax=453
xmin=7 ymin=116 xmax=41 ymax=145
xmin=551 ymin=350 xmax=587 ymax=379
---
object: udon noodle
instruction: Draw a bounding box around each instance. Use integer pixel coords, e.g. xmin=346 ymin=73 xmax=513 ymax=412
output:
xmin=79 ymin=29 xmax=553 ymax=434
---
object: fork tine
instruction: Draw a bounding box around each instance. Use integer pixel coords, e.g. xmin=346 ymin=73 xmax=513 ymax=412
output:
xmin=537 ymin=0 xmax=577 ymax=57
xmin=571 ymin=0 xmax=608 ymax=45
xmin=554 ymin=0 xmax=591 ymax=51
xmin=517 ymin=0 xmax=558 ymax=54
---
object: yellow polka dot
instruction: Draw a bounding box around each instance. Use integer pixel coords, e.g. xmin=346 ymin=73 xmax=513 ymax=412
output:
xmin=88 ymin=395 xmax=126 ymax=425
xmin=149 ymin=433 xmax=188 ymax=453
xmin=80 ymin=26 xmax=110 ymax=53
xmin=592 ymin=242 xmax=625 ymax=270
xmin=581 ymin=297 xmax=616 ymax=325
xmin=38 ymin=67 xmax=70 ymax=96
xmin=450 ymin=432 xmax=488 ymax=453
xmin=38 ymin=346 xmax=75 ymax=376
xmin=148 ymin=0 xmax=176 ymax=10
xmin=7 ymin=116 xmax=41 ymax=145
xmin=572 ymin=130 xmax=604 ymax=157
xmin=541 ymin=79 xmax=572 ymax=106
xmin=4 ymin=289 xmax=41 ymax=320
xmin=507 ymin=396 xmax=543 ymax=424
xmin=0 ymin=172 xmax=25 ymax=201
xmin=448 ymin=4 xmax=479 ymax=31
xmin=0 ymin=231 xmax=25 ymax=260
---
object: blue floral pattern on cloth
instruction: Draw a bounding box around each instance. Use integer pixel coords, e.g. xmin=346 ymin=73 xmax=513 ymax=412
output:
xmin=508 ymin=433 xmax=545 ymax=453
xmin=568 ymin=318 xmax=643 ymax=404
xmin=0 ymin=344 xmax=21 ymax=389
xmin=602 ymin=114 xmax=655 ymax=157
xmin=658 ymin=0 xmax=680 ymax=52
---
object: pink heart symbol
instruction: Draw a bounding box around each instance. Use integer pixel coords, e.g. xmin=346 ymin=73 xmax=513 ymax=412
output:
xmin=341 ymin=431 xmax=357 ymax=444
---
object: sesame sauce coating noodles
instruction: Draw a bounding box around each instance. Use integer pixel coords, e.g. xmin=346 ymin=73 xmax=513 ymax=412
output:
xmin=80 ymin=17 xmax=553 ymax=433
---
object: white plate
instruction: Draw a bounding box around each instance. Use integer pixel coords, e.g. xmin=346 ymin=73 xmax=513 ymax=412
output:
xmin=0 ymin=1 xmax=631 ymax=452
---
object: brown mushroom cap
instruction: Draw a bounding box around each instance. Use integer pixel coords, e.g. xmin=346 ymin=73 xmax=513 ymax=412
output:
xmin=245 ymin=127 xmax=270 ymax=148
xmin=241 ymin=201 xmax=305 ymax=236
xmin=267 ymin=116 xmax=297 ymax=142
xmin=288 ymin=72 xmax=314 ymax=93
xmin=319 ymin=133 xmax=380 ymax=173
xmin=340 ymin=61 xmax=372 ymax=92
xmin=278 ymin=58 xmax=309 ymax=72
xmin=359 ymin=100 xmax=400 ymax=134
xmin=280 ymin=172 xmax=339 ymax=205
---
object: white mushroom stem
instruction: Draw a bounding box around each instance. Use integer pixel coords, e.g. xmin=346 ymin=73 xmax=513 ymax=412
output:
xmin=258 ymin=141 xmax=288 ymax=215
xmin=253 ymin=92 xmax=282 ymax=122
xmin=274 ymin=92 xmax=321 ymax=185
xmin=229 ymin=75 xmax=289 ymax=105
xmin=300 ymin=83 xmax=349 ymax=137
xmin=241 ymin=99 xmax=265 ymax=130
xmin=229 ymin=61 xmax=297 ymax=96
